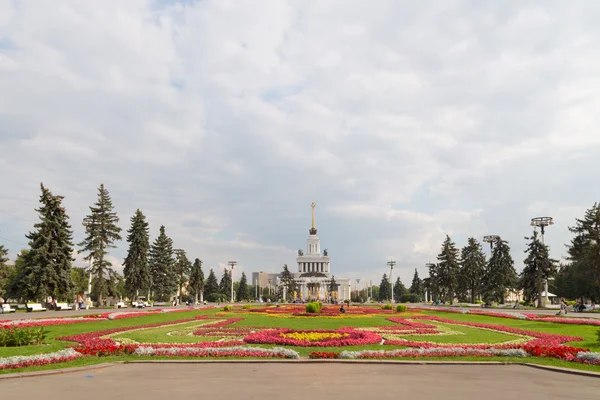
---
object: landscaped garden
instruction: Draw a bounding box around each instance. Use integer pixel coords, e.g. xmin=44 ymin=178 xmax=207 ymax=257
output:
xmin=2 ymin=305 xmax=600 ymax=373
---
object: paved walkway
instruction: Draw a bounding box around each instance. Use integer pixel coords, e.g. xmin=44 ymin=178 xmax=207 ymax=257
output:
xmin=1 ymin=364 xmax=599 ymax=399
xmin=0 ymin=306 xmax=213 ymax=320
xmin=408 ymin=304 xmax=600 ymax=319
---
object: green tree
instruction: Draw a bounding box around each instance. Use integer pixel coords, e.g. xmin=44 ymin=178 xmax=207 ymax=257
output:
xmin=280 ymin=264 xmax=297 ymax=301
xmin=204 ymin=269 xmax=219 ymax=298
xmin=458 ymin=238 xmax=487 ymax=303
xmin=328 ymin=275 xmax=338 ymax=301
xmin=409 ymin=268 xmax=424 ymax=299
xmin=71 ymin=267 xmax=89 ymax=296
xmin=427 ymin=263 xmax=441 ymax=302
xmin=237 ymin=272 xmax=249 ymax=301
xmin=393 ymin=277 xmax=407 ymax=302
xmin=520 ymin=230 xmax=558 ymax=308
xmin=436 ymin=235 xmax=461 ymax=304
xmin=10 ymin=184 xmax=74 ymax=302
xmin=0 ymin=245 xmax=13 ymax=297
xmin=219 ymin=268 xmax=233 ymax=301
xmin=188 ymin=258 xmax=205 ymax=304
xmin=483 ymin=239 xmax=517 ymax=304
xmin=173 ymin=249 xmax=192 ymax=303
xmin=378 ymin=273 xmax=391 ymax=301
xmin=123 ymin=209 xmax=151 ymax=300
xmin=149 ymin=226 xmax=176 ymax=301
xmin=78 ymin=184 xmax=122 ymax=304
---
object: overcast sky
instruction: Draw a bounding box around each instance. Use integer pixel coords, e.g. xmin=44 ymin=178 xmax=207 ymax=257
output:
xmin=1 ymin=1 xmax=599 ymax=286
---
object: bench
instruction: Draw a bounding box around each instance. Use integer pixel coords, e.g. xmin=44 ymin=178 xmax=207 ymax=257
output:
xmin=116 ymin=301 xmax=127 ymax=308
xmin=1 ymin=304 xmax=16 ymax=313
xmin=26 ymin=304 xmax=47 ymax=312
xmin=55 ymin=302 xmax=73 ymax=311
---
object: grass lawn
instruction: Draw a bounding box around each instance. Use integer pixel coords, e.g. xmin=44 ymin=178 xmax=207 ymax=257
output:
xmin=2 ymin=306 xmax=600 ymax=374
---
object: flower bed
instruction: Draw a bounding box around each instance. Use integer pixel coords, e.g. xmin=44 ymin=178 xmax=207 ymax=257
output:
xmin=0 ymin=349 xmax=82 ymax=370
xmin=243 ymin=328 xmax=382 ymax=347
xmin=309 ymin=351 xmax=340 ymax=359
xmin=133 ymin=345 xmax=299 ymax=359
xmin=339 ymin=347 xmax=529 ymax=359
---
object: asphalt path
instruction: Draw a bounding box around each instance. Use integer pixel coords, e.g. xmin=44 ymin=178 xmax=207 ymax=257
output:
xmin=1 ymin=363 xmax=599 ymax=399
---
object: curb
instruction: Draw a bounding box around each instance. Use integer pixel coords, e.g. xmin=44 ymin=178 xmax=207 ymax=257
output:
xmin=521 ymin=362 xmax=600 ymax=378
xmin=0 ymin=363 xmax=118 ymax=380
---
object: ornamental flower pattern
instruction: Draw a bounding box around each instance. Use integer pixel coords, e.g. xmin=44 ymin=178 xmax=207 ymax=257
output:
xmin=244 ymin=328 xmax=382 ymax=347
xmin=0 ymin=349 xmax=82 ymax=370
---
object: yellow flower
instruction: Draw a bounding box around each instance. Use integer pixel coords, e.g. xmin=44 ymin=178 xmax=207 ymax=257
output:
xmin=280 ymin=332 xmax=350 ymax=341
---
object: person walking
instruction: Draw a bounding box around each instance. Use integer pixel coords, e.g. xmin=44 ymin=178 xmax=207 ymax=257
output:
xmin=557 ymin=297 xmax=568 ymax=315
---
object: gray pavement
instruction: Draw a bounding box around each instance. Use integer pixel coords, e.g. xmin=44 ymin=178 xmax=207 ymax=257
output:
xmin=0 ymin=306 xmax=213 ymax=320
xmin=1 ymin=363 xmax=599 ymax=399
xmin=407 ymin=304 xmax=600 ymax=319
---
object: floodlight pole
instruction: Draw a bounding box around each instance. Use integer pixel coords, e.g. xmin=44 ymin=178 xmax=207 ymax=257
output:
xmin=387 ymin=259 xmax=396 ymax=303
xmin=482 ymin=235 xmax=501 ymax=252
xmin=531 ymin=217 xmax=554 ymax=304
xmin=228 ymin=260 xmax=237 ymax=303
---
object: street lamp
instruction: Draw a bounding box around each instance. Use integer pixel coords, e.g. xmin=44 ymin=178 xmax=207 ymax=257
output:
xmin=531 ymin=217 xmax=554 ymax=304
xmin=387 ymin=258 xmax=396 ymax=303
xmin=228 ymin=260 xmax=237 ymax=303
xmin=483 ymin=235 xmax=501 ymax=252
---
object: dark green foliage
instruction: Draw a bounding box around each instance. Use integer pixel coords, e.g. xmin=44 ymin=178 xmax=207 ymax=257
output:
xmin=223 ymin=305 xmax=233 ymax=311
xmin=78 ymin=184 xmax=122 ymax=303
xmin=399 ymin=293 xmax=421 ymax=303
xmin=396 ymin=304 xmax=407 ymax=312
xmin=148 ymin=226 xmax=176 ymax=301
xmin=305 ymin=301 xmax=322 ymax=313
xmin=9 ymin=184 xmax=74 ymax=301
xmin=378 ymin=274 xmax=391 ymax=301
xmin=483 ymin=239 xmax=517 ymax=304
xmin=409 ymin=269 xmax=424 ymax=299
xmin=0 ymin=245 xmax=14 ymax=297
xmin=205 ymin=292 xmax=226 ymax=303
xmin=219 ymin=268 xmax=232 ymax=300
xmin=328 ymin=275 xmax=338 ymax=294
xmin=204 ymin=269 xmax=219 ymax=298
xmin=520 ymin=230 xmax=558 ymax=308
xmin=71 ymin=267 xmax=89 ymax=295
xmin=393 ymin=277 xmax=407 ymax=302
xmin=188 ymin=258 xmax=204 ymax=303
xmin=173 ymin=250 xmax=192 ymax=303
xmin=280 ymin=264 xmax=297 ymax=301
xmin=458 ymin=238 xmax=487 ymax=303
xmin=123 ymin=209 xmax=151 ymax=300
xmin=237 ymin=272 xmax=250 ymax=301
xmin=381 ymin=303 xmax=393 ymax=310
xmin=0 ymin=326 xmax=47 ymax=347
xmin=434 ymin=235 xmax=461 ymax=304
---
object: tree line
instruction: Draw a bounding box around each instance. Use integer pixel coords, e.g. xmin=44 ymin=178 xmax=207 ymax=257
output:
xmin=0 ymin=183 xmax=254 ymax=305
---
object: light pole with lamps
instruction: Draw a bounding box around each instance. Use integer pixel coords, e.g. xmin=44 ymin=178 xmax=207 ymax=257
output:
xmin=530 ymin=217 xmax=554 ymax=304
xmin=228 ymin=260 xmax=237 ymax=303
xmin=387 ymin=259 xmax=396 ymax=303
xmin=483 ymin=235 xmax=501 ymax=252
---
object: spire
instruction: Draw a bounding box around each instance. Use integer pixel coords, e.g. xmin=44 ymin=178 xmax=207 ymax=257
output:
xmin=309 ymin=202 xmax=317 ymax=235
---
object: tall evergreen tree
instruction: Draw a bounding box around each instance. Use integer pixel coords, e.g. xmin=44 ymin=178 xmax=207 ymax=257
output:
xmin=458 ymin=238 xmax=487 ymax=303
xmin=280 ymin=264 xmax=297 ymax=301
xmin=409 ymin=268 xmax=424 ymax=299
xmin=393 ymin=277 xmax=407 ymax=302
xmin=71 ymin=267 xmax=89 ymax=296
xmin=427 ymin=263 xmax=441 ymax=302
xmin=173 ymin=249 xmax=192 ymax=303
xmin=148 ymin=225 xmax=176 ymax=301
xmin=188 ymin=258 xmax=205 ymax=304
xmin=10 ymin=185 xmax=75 ymax=302
xmin=520 ymin=230 xmax=557 ymax=308
xmin=378 ymin=273 xmax=391 ymax=301
xmin=204 ymin=269 xmax=219 ymax=298
xmin=123 ymin=209 xmax=151 ymax=300
xmin=0 ymin=245 xmax=12 ymax=298
xmin=236 ymin=272 xmax=249 ymax=301
xmin=219 ymin=268 xmax=232 ymax=301
xmin=78 ymin=184 xmax=122 ymax=304
xmin=483 ymin=239 xmax=517 ymax=304
xmin=328 ymin=275 xmax=338 ymax=301
xmin=436 ymin=235 xmax=461 ymax=304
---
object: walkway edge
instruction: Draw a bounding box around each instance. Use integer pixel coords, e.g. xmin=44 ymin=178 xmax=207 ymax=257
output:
xmin=0 ymin=362 xmax=118 ymax=380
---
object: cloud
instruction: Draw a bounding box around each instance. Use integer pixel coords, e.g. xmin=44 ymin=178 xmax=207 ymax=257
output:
xmin=1 ymin=1 xmax=599 ymax=286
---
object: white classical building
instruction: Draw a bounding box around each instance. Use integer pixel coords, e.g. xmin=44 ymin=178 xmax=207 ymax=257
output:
xmin=292 ymin=203 xmax=351 ymax=302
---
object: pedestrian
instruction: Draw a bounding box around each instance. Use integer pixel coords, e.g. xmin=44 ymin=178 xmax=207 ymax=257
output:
xmin=556 ymin=297 xmax=567 ymax=315
xmin=0 ymin=296 xmax=4 ymax=314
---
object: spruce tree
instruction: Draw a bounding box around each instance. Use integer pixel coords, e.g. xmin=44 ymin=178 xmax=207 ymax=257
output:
xmin=219 ymin=268 xmax=232 ymax=301
xmin=237 ymin=272 xmax=249 ymax=301
xmin=173 ymin=249 xmax=192 ymax=303
xmin=12 ymin=184 xmax=74 ymax=301
xmin=409 ymin=268 xmax=424 ymax=299
xmin=393 ymin=277 xmax=407 ymax=302
xmin=280 ymin=264 xmax=296 ymax=301
xmin=188 ymin=258 xmax=204 ymax=304
xmin=328 ymin=275 xmax=338 ymax=301
xmin=483 ymin=239 xmax=517 ymax=304
xmin=427 ymin=262 xmax=441 ymax=302
xmin=148 ymin=225 xmax=176 ymax=301
xmin=378 ymin=273 xmax=391 ymax=301
xmin=123 ymin=209 xmax=151 ymax=300
xmin=458 ymin=238 xmax=487 ymax=303
xmin=520 ymin=230 xmax=557 ymax=308
xmin=436 ymin=235 xmax=461 ymax=304
xmin=204 ymin=269 xmax=219 ymax=299
xmin=78 ymin=184 xmax=122 ymax=304
xmin=0 ymin=245 xmax=12 ymax=297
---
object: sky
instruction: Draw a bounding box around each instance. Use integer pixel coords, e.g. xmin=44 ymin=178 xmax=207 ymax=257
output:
xmin=1 ymin=0 xmax=599 ymax=287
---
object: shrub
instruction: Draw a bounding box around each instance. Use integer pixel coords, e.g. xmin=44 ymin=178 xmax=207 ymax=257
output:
xmin=242 ymin=305 xmax=251 ymax=309
xmin=474 ymin=300 xmax=484 ymax=304
xmin=396 ymin=304 xmax=407 ymax=313
xmin=305 ymin=302 xmax=322 ymax=313
xmin=0 ymin=327 xmax=47 ymax=347
xmin=398 ymin=294 xmax=421 ymax=303
xmin=206 ymin=293 xmax=226 ymax=303
xmin=223 ymin=305 xmax=233 ymax=311
xmin=381 ymin=304 xmax=393 ymax=310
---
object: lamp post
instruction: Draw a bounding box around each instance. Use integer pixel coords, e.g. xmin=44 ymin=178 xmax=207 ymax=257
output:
xmin=387 ymin=259 xmax=396 ymax=303
xmin=228 ymin=260 xmax=237 ymax=303
xmin=531 ymin=217 xmax=554 ymax=304
xmin=483 ymin=235 xmax=501 ymax=252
